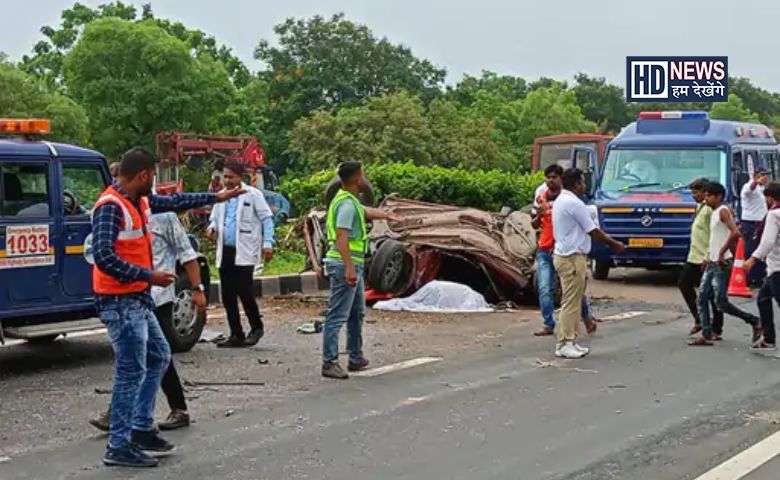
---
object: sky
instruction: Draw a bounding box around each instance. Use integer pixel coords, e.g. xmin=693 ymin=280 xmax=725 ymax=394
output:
xmin=1 ymin=0 xmax=779 ymax=93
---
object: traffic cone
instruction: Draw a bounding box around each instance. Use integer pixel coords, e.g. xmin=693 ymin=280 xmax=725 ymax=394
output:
xmin=727 ymin=238 xmax=752 ymax=298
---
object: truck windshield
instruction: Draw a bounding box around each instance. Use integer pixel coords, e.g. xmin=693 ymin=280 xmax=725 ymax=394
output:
xmin=600 ymin=149 xmax=726 ymax=192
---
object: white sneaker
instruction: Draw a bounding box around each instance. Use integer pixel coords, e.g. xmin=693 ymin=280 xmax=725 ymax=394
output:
xmin=555 ymin=342 xmax=585 ymax=359
xmin=573 ymin=343 xmax=591 ymax=356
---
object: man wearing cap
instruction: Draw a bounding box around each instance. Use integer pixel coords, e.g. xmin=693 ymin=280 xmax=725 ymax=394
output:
xmin=741 ymin=167 xmax=770 ymax=286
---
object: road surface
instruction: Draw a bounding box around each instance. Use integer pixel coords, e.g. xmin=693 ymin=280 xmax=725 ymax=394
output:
xmin=2 ymin=268 xmax=780 ymax=480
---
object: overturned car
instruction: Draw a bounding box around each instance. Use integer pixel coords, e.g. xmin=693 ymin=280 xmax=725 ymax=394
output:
xmin=304 ymin=194 xmax=559 ymax=305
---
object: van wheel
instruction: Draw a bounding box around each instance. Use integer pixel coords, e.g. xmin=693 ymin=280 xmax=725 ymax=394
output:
xmin=27 ymin=334 xmax=60 ymax=345
xmin=367 ymin=239 xmax=410 ymax=293
xmin=592 ymin=260 xmax=611 ymax=280
xmin=159 ymin=266 xmax=209 ymax=353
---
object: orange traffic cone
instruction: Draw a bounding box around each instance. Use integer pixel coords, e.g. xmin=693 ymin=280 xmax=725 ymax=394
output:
xmin=727 ymin=238 xmax=752 ymax=298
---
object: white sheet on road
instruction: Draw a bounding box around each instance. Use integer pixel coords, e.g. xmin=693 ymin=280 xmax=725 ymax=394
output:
xmin=373 ymin=281 xmax=493 ymax=313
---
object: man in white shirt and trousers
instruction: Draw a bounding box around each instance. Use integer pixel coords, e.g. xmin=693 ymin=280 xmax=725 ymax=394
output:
xmin=741 ymin=167 xmax=770 ymax=286
xmin=551 ymin=169 xmax=624 ymax=359
xmin=207 ymin=162 xmax=275 ymax=348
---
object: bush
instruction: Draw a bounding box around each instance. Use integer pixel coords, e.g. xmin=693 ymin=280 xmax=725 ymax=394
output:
xmin=280 ymin=162 xmax=544 ymax=215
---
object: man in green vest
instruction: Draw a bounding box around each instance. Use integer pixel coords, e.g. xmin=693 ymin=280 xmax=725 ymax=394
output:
xmin=322 ymin=161 xmax=401 ymax=379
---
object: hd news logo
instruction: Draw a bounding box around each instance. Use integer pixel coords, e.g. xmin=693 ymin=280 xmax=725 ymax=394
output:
xmin=626 ymin=56 xmax=728 ymax=102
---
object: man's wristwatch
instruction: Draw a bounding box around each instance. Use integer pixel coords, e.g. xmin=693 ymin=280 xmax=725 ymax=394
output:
xmin=193 ymin=283 xmax=206 ymax=292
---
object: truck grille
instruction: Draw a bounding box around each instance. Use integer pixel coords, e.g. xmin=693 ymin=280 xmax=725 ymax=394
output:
xmin=601 ymin=210 xmax=694 ymax=262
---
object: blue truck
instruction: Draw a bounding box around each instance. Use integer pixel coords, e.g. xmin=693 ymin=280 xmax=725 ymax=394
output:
xmin=571 ymin=111 xmax=780 ymax=280
xmin=0 ymin=119 xmax=209 ymax=351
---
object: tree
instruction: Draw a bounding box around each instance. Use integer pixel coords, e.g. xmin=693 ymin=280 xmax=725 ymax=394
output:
xmin=63 ymin=18 xmax=236 ymax=158
xmin=0 ymin=60 xmax=89 ymax=145
xmin=427 ymin=98 xmax=512 ymax=170
xmin=572 ymin=73 xmax=632 ymax=133
xmin=729 ymin=77 xmax=780 ymax=126
xmin=255 ymin=13 xmax=447 ymax=171
xmin=447 ymin=71 xmax=528 ymax=106
xmin=21 ymin=2 xmax=249 ymax=89
xmin=288 ymin=91 xmax=433 ymax=173
xmin=709 ymin=94 xmax=761 ymax=123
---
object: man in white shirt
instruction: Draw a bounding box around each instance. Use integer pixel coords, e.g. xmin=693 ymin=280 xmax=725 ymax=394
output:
xmin=741 ymin=167 xmax=770 ymax=285
xmin=551 ymin=169 xmax=624 ymax=359
xmin=745 ymin=181 xmax=780 ymax=350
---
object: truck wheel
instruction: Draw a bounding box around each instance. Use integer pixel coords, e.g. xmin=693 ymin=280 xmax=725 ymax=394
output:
xmin=592 ymin=260 xmax=611 ymax=280
xmin=160 ymin=265 xmax=209 ymax=353
xmin=367 ymin=239 xmax=410 ymax=293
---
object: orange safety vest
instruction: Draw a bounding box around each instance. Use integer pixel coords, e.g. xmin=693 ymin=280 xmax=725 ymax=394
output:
xmin=537 ymin=190 xmax=555 ymax=252
xmin=92 ymin=185 xmax=154 ymax=295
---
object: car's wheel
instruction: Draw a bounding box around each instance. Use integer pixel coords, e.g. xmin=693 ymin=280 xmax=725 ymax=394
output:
xmin=159 ymin=264 xmax=209 ymax=353
xmin=592 ymin=260 xmax=611 ymax=280
xmin=324 ymin=175 xmax=375 ymax=208
xmin=275 ymin=211 xmax=288 ymax=225
xmin=26 ymin=334 xmax=60 ymax=345
xmin=367 ymin=239 xmax=410 ymax=293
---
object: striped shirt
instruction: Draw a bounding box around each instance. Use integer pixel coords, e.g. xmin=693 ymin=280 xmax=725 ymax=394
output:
xmin=92 ymin=183 xmax=215 ymax=309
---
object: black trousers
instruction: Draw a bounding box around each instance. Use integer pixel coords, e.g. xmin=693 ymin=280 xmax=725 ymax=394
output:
xmin=757 ymin=272 xmax=780 ymax=344
xmin=678 ymin=262 xmax=724 ymax=334
xmin=219 ymin=245 xmax=263 ymax=338
xmin=155 ymin=303 xmax=187 ymax=412
xmin=741 ymin=221 xmax=767 ymax=284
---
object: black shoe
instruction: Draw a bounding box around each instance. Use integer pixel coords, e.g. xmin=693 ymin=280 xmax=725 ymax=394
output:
xmin=89 ymin=409 xmax=110 ymax=432
xmin=158 ymin=410 xmax=190 ymax=431
xmin=245 ymin=328 xmax=264 ymax=347
xmin=103 ymin=444 xmax=159 ymax=468
xmin=217 ymin=335 xmax=246 ymax=348
xmin=321 ymin=362 xmax=349 ymax=379
xmin=347 ymin=358 xmax=370 ymax=372
xmin=130 ymin=429 xmax=175 ymax=454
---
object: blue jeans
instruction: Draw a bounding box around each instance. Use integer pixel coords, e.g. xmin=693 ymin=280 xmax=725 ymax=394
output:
xmin=697 ymin=261 xmax=759 ymax=339
xmin=99 ymin=297 xmax=171 ymax=449
xmin=322 ymin=262 xmax=365 ymax=364
xmin=536 ymin=250 xmax=591 ymax=329
xmin=322 ymin=263 xmax=366 ymax=363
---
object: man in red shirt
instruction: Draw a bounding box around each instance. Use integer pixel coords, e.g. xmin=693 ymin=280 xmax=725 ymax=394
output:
xmin=531 ymin=165 xmax=597 ymax=336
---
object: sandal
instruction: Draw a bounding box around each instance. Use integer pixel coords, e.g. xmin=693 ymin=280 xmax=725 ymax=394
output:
xmin=689 ymin=325 xmax=702 ymax=336
xmin=533 ymin=326 xmax=555 ymax=337
xmin=585 ymin=319 xmax=597 ymax=335
xmin=688 ymin=336 xmax=714 ymax=346
xmin=712 ymin=334 xmax=723 ymax=341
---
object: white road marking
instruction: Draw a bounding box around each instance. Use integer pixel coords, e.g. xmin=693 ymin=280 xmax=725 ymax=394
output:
xmin=693 ymin=430 xmax=780 ymax=480
xmin=350 ymin=357 xmax=442 ymax=377
xmin=0 ymin=328 xmax=106 ymax=349
xmin=601 ymin=311 xmax=647 ymax=321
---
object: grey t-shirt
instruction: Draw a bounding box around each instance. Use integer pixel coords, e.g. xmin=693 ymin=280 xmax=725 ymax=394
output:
xmin=325 ymin=200 xmax=362 ymax=264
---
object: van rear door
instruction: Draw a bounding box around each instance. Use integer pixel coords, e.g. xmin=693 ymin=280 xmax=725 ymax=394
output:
xmin=0 ymin=159 xmax=60 ymax=307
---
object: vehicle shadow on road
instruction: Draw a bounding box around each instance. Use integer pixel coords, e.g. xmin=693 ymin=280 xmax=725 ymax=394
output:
xmin=0 ymin=338 xmax=112 ymax=378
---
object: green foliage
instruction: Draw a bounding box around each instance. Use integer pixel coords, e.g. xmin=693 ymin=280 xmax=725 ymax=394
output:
xmin=709 ymin=94 xmax=761 ymax=123
xmin=572 ymin=73 xmax=633 ymax=133
xmin=20 ymin=2 xmax=249 ymax=89
xmin=447 ymin=71 xmax=528 ymax=106
xmin=280 ymin=162 xmax=545 ymax=216
xmin=255 ymin=13 xmax=447 ymax=171
xmin=63 ymin=18 xmax=236 ymax=159
xmin=0 ymin=60 xmax=89 ymax=145
xmin=729 ymin=77 xmax=780 ymax=126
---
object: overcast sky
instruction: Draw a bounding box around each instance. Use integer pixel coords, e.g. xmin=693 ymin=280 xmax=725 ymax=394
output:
xmin=2 ymin=0 xmax=779 ymax=92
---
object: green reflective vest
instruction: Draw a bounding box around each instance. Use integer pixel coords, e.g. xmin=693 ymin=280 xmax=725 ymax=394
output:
xmin=326 ymin=189 xmax=368 ymax=264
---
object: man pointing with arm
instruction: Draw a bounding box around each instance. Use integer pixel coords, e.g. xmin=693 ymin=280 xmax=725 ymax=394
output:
xmin=92 ymin=147 xmax=241 ymax=468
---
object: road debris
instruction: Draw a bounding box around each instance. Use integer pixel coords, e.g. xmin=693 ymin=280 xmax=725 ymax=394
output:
xmin=225 ymin=409 xmax=235 ymax=417
xmin=94 ymin=387 xmax=111 ymax=395
xmin=257 ymin=359 xmax=270 ymax=365
xmin=297 ymin=320 xmax=323 ymax=334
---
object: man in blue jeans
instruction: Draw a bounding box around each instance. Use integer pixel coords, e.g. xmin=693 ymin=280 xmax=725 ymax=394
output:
xmin=689 ymin=182 xmax=761 ymax=346
xmin=532 ymin=166 xmax=597 ymax=337
xmin=321 ymin=161 xmax=401 ymax=379
xmin=92 ymin=147 xmax=241 ymax=467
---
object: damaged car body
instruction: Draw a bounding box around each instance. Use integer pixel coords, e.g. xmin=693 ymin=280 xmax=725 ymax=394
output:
xmin=304 ymin=194 xmax=559 ymax=305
